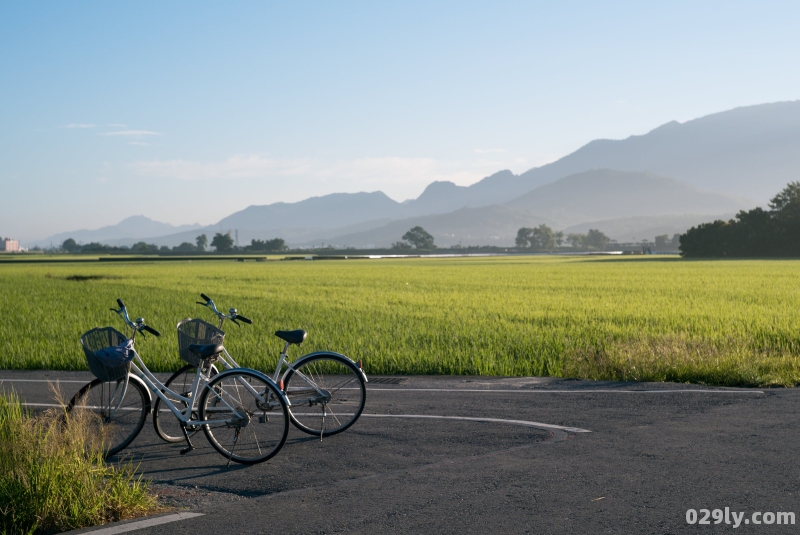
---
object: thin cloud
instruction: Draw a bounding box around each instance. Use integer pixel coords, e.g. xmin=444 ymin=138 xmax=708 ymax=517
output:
xmin=130 ymin=154 xmax=523 ymax=193
xmin=128 ymin=141 xmax=150 ymax=146
xmin=62 ymin=123 xmax=96 ymax=129
xmin=101 ymin=130 xmax=162 ymax=137
xmin=473 ymin=148 xmax=506 ymax=154
xmin=131 ymin=155 xmax=310 ymax=180
xmin=107 ymin=123 xmax=127 ymax=127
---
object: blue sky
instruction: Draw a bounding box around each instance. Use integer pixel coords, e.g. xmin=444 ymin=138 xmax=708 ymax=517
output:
xmin=2 ymin=1 xmax=799 ymax=243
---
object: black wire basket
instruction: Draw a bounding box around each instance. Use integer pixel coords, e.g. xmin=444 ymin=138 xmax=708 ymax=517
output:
xmin=80 ymin=327 xmax=130 ymax=382
xmin=176 ymin=318 xmax=225 ymax=366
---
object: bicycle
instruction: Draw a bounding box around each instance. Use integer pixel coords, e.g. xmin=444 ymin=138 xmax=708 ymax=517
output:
xmin=67 ymin=299 xmax=290 ymax=465
xmin=153 ymin=293 xmax=367 ymax=443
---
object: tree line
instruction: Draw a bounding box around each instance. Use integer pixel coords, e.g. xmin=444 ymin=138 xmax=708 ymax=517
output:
xmin=680 ymin=182 xmax=800 ymax=257
xmin=59 ymin=232 xmax=286 ymax=254
xmin=515 ymin=224 xmax=610 ymax=251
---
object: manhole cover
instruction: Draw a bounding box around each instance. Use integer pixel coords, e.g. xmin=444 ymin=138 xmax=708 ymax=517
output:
xmin=369 ymin=377 xmax=408 ymax=385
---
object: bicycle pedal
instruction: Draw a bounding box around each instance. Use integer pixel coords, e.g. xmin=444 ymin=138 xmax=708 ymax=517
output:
xmin=180 ymin=446 xmax=195 ymax=455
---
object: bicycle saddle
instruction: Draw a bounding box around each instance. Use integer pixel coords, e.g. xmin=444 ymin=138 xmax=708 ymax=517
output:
xmin=274 ymin=329 xmax=307 ymax=345
xmin=187 ymin=343 xmax=224 ymax=359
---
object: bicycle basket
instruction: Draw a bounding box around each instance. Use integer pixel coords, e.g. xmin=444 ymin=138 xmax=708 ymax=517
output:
xmin=177 ymin=318 xmax=225 ymax=366
xmin=80 ymin=327 xmax=131 ymax=382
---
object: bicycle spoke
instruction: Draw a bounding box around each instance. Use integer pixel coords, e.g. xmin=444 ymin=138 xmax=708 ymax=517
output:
xmin=200 ymin=371 xmax=288 ymax=464
xmin=284 ymin=355 xmax=366 ymax=437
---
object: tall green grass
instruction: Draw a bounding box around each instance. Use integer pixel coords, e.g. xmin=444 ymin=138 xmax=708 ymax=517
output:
xmin=1 ymin=256 xmax=800 ymax=386
xmin=0 ymin=392 xmax=156 ymax=534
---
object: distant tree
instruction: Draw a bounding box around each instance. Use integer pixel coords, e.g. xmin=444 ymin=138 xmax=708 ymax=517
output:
xmin=391 ymin=241 xmax=413 ymax=251
xmin=532 ymin=225 xmax=562 ymax=250
xmin=196 ymin=234 xmax=208 ymax=251
xmin=515 ymin=228 xmax=533 ymax=248
xmin=61 ymin=238 xmax=79 ymax=253
xmin=678 ymin=182 xmax=800 ymax=257
xmin=654 ymin=234 xmax=682 ymax=251
xmin=159 ymin=245 xmax=171 ymax=253
xmin=516 ymin=224 xmax=561 ymax=251
xmin=583 ymin=229 xmax=610 ymax=251
xmin=131 ymin=242 xmax=159 ymax=254
xmin=402 ymin=226 xmax=435 ymax=249
xmin=245 ymin=238 xmax=286 ymax=252
xmin=173 ymin=242 xmax=198 ymax=253
xmin=80 ymin=242 xmax=108 ymax=253
xmin=211 ymin=232 xmax=234 ymax=252
xmin=768 ymin=181 xmax=800 ymax=214
xmin=566 ymin=233 xmax=584 ymax=249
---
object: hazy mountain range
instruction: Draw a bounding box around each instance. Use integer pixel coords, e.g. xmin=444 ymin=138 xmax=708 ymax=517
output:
xmin=42 ymin=216 xmax=202 ymax=248
xmin=38 ymin=100 xmax=800 ymax=248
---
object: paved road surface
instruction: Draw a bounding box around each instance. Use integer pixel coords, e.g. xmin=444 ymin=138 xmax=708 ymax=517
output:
xmin=2 ymin=371 xmax=797 ymax=534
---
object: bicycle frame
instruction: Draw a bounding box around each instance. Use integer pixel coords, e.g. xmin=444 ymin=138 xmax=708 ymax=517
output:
xmin=110 ymin=305 xmax=285 ymax=428
xmin=195 ymin=298 xmax=358 ymax=400
xmin=217 ymin=344 xmax=360 ymax=401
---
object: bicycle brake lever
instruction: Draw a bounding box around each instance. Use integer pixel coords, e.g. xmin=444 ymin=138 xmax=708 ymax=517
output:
xmin=231 ymin=318 xmax=241 ymax=327
xmin=196 ymin=302 xmax=207 ymax=306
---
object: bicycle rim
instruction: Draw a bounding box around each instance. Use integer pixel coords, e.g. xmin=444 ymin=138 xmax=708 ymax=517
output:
xmin=67 ymin=377 xmax=149 ymax=457
xmin=199 ymin=370 xmax=288 ymax=464
xmin=283 ymin=355 xmax=366 ymax=437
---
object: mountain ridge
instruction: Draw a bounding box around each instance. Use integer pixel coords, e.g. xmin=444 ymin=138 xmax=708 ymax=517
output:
xmin=36 ymin=100 xmax=800 ymax=247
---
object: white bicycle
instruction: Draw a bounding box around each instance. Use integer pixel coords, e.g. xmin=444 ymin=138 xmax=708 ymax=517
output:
xmin=153 ymin=294 xmax=367 ymax=443
xmin=67 ymin=299 xmax=290 ymax=465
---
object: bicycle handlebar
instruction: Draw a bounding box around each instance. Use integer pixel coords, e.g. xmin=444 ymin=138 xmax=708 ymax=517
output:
xmin=141 ymin=324 xmax=161 ymax=337
xmin=197 ymin=293 xmax=253 ymax=326
xmin=111 ymin=298 xmax=159 ymax=338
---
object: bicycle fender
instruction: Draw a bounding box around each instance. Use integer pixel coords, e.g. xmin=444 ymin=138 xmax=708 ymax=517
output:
xmin=214 ymin=368 xmax=291 ymax=407
xmin=284 ymin=351 xmax=368 ymax=383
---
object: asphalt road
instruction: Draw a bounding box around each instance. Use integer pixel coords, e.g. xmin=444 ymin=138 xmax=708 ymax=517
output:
xmin=2 ymin=371 xmax=798 ymax=534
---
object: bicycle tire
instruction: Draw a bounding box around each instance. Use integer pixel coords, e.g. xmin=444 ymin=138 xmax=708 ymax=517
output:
xmin=283 ymin=353 xmax=366 ymax=437
xmin=153 ymin=363 xmax=218 ymax=443
xmin=198 ymin=369 xmax=289 ymax=464
xmin=66 ymin=376 xmax=149 ymax=458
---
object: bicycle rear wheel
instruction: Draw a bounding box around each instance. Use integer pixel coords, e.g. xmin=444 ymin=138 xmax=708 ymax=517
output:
xmin=153 ymin=363 xmax=218 ymax=443
xmin=283 ymin=353 xmax=366 ymax=437
xmin=66 ymin=377 xmax=149 ymax=457
xmin=198 ymin=369 xmax=288 ymax=464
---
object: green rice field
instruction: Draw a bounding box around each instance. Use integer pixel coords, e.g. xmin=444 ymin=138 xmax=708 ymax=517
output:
xmin=1 ymin=255 xmax=800 ymax=386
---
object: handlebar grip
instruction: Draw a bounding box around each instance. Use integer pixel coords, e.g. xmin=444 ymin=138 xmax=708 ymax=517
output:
xmin=141 ymin=325 xmax=161 ymax=337
xmin=200 ymin=293 xmax=211 ymax=302
xmin=117 ymin=298 xmax=126 ymax=309
xmin=236 ymin=315 xmax=253 ymax=324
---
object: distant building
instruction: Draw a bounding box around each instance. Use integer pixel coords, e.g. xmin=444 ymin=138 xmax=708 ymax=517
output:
xmin=0 ymin=237 xmax=20 ymax=252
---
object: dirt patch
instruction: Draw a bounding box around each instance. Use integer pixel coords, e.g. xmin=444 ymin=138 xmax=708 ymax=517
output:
xmin=45 ymin=273 xmax=123 ymax=281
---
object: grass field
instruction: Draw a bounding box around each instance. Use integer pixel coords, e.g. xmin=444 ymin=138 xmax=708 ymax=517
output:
xmin=1 ymin=256 xmax=799 ymax=386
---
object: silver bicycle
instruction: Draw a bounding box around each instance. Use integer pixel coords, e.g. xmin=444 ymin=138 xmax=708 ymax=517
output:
xmin=67 ymin=299 xmax=290 ymax=465
xmin=153 ymin=293 xmax=367 ymax=443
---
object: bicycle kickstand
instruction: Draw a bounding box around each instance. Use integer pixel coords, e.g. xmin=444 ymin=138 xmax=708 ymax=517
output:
xmin=179 ymin=424 xmax=196 ymax=455
xmin=226 ymin=429 xmax=240 ymax=468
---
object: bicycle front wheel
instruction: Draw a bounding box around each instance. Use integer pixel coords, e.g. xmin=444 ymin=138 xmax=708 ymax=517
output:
xmin=198 ymin=369 xmax=289 ymax=465
xmin=283 ymin=353 xmax=366 ymax=437
xmin=66 ymin=377 xmax=149 ymax=457
xmin=153 ymin=363 xmax=218 ymax=443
